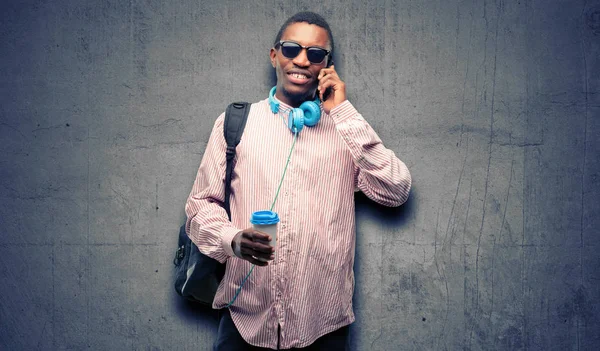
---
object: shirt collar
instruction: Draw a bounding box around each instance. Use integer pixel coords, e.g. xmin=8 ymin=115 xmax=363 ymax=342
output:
xmin=271 ymin=94 xmax=322 ymax=113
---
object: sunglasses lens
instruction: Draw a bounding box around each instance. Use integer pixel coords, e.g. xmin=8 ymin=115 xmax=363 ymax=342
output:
xmin=281 ymin=42 xmax=301 ymax=59
xmin=307 ymin=48 xmax=327 ymax=64
xmin=279 ymin=42 xmax=328 ymax=64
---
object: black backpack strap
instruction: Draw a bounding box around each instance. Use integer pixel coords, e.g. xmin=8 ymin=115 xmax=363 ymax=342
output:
xmin=223 ymin=102 xmax=250 ymax=220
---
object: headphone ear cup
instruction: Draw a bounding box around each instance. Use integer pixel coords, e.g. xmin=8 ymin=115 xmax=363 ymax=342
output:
xmin=268 ymin=86 xmax=279 ymax=113
xmin=299 ymin=101 xmax=321 ymax=127
xmin=288 ymin=108 xmax=305 ymax=133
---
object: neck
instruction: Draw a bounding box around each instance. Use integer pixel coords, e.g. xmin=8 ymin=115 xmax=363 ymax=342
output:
xmin=276 ymin=88 xmax=316 ymax=108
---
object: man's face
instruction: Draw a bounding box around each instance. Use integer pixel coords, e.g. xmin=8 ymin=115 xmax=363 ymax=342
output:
xmin=270 ymin=22 xmax=330 ymax=106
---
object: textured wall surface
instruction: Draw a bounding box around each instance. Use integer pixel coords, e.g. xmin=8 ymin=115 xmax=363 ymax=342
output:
xmin=1 ymin=0 xmax=599 ymax=350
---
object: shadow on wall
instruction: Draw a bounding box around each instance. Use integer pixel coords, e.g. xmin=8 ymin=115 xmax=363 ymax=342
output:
xmin=354 ymin=187 xmax=416 ymax=229
xmin=173 ymin=292 xmax=220 ymax=325
xmin=351 ymin=188 xmax=416 ymax=348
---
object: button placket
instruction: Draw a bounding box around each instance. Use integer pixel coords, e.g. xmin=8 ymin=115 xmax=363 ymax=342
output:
xmin=276 ymin=148 xmax=293 ymax=317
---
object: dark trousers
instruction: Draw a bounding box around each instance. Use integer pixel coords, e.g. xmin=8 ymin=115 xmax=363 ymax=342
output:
xmin=214 ymin=309 xmax=349 ymax=350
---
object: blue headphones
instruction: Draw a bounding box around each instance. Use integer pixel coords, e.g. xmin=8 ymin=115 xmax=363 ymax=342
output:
xmin=269 ymin=86 xmax=321 ymax=133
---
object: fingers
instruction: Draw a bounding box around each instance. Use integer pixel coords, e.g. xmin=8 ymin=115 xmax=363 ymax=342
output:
xmin=318 ymin=75 xmax=339 ymax=100
xmin=237 ymin=228 xmax=275 ymax=265
xmin=239 ymin=242 xmax=274 ymax=265
xmin=242 ymin=229 xmax=272 ymax=243
xmin=241 ymin=254 xmax=270 ymax=266
xmin=318 ymin=69 xmax=341 ymax=88
xmin=240 ymin=241 xmax=273 ymax=256
xmin=318 ymin=75 xmax=335 ymax=91
xmin=318 ymin=65 xmax=342 ymax=100
xmin=240 ymin=243 xmax=274 ymax=265
xmin=318 ymin=65 xmax=337 ymax=80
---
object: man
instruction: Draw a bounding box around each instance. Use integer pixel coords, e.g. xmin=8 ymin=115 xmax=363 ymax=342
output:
xmin=185 ymin=11 xmax=411 ymax=350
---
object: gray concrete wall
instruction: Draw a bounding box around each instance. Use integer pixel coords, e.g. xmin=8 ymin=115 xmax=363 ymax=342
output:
xmin=1 ymin=0 xmax=598 ymax=350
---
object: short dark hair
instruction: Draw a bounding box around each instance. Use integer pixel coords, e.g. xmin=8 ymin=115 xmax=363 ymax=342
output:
xmin=274 ymin=11 xmax=334 ymax=53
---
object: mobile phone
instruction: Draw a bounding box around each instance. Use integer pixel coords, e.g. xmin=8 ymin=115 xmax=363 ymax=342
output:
xmin=321 ymin=59 xmax=334 ymax=101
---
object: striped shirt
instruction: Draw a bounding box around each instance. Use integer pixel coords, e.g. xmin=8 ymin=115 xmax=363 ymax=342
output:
xmin=185 ymin=97 xmax=411 ymax=349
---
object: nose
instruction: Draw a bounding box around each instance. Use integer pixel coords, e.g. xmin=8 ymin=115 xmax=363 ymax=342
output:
xmin=292 ymin=48 xmax=310 ymax=67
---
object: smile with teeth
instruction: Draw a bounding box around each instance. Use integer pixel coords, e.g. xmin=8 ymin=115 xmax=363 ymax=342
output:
xmin=290 ymin=73 xmax=308 ymax=79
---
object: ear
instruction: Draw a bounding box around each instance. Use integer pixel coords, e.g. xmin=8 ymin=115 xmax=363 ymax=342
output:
xmin=269 ymin=48 xmax=277 ymax=68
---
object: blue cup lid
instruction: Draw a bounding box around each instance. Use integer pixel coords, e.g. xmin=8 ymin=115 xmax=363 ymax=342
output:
xmin=250 ymin=210 xmax=280 ymax=225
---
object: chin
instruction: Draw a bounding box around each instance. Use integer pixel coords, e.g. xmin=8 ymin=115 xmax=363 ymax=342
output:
xmin=282 ymin=83 xmax=315 ymax=101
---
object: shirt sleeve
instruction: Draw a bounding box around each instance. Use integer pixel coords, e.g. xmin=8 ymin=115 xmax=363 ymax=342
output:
xmin=329 ymin=100 xmax=412 ymax=207
xmin=184 ymin=113 xmax=241 ymax=263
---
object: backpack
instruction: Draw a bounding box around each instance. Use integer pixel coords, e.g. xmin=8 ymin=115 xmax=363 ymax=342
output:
xmin=173 ymin=102 xmax=251 ymax=305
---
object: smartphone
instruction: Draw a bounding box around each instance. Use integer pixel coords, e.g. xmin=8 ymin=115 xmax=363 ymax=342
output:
xmin=321 ymin=59 xmax=334 ymax=101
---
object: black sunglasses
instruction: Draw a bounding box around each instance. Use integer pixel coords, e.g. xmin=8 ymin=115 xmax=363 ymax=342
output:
xmin=276 ymin=41 xmax=330 ymax=65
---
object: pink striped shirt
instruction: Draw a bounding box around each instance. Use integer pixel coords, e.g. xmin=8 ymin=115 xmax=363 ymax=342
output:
xmin=185 ymin=97 xmax=411 ymax=349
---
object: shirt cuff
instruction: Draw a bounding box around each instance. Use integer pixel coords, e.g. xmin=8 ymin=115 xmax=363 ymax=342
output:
xmin=329 ymin=100 xmax=358 ymax=123
xmin=221 ymin=226 xmax=242 ymax=258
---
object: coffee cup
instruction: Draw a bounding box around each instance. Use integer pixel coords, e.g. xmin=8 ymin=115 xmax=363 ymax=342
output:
xmin=250 ymin=210 xmax=279 ymax=261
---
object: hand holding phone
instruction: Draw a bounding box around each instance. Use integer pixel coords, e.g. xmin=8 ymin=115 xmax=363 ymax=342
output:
xmin=317 ymin=64 xmax=346 ymax=114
